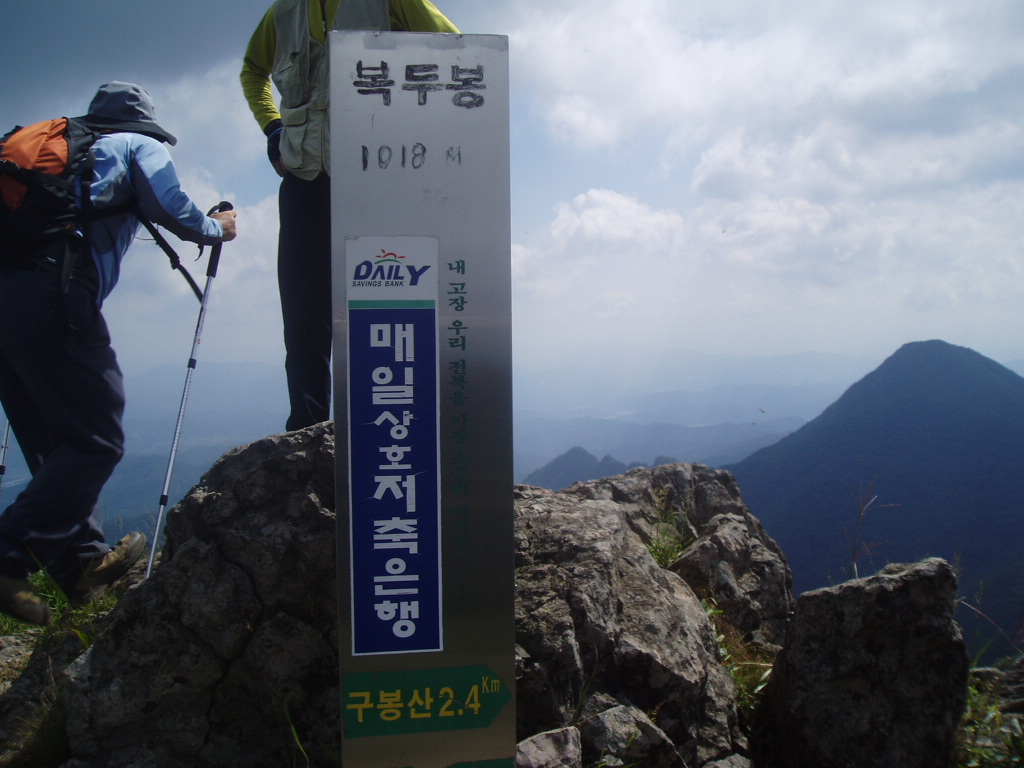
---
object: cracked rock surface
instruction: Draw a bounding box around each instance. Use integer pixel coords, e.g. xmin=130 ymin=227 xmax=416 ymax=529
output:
xmin=62 ymin=422 xmax=339 ymax=767
xmin=1 ymin=423 xmax=976 ymax=767
xmin=57 ymin=428 xmax=768 ymax=767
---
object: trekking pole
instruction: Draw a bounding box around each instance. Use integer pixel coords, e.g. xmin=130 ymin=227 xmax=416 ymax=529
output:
xmin=0 ymin=420 xmax=10 ymax=498
xmin=145 ymin=201 xmax=233 ymax=577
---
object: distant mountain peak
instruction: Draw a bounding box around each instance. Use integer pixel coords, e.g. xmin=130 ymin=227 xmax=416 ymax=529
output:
xmin=727 ymin=340 xmax=1024 ymax=660
xmin=816 ymin=338 xmax=1024 ymax=421
xmin=522 ymin=446 xmax=630 ymax=490
xmin=876 ymin=339 xmax=1018 ymax=380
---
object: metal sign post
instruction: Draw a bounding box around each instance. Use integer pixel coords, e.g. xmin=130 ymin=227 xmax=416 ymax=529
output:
xmin=330 ymin=31 xmax=513 ymax=767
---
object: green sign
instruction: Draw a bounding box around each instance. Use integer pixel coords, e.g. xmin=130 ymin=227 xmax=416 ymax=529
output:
xmin=343 ymin=665 xmax=511 ymax=738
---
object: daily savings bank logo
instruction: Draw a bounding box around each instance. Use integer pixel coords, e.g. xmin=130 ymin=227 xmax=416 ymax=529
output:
xmin=351 ymin=248 xmax=432 ymax=288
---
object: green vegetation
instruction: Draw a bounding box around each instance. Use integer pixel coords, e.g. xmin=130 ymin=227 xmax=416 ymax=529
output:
xmin=0 ymin=569 xmax=118 ymax=642
xmin=845 ymin=479 xmax=899 ymax=580
xmin=590 ymin=745 xmax=640 ymax=768
xmin=953 ymin=666 xmax=1024 ymax=767
xmin=702 ymin=598 xmax=775 ymax=724
xmin=646 ymin=488 xmax=696 ymax=569
xmin=0 ymin=570 xmax=124 ymax=766
xmin=283 ymin=693 xmax=313 ymax=768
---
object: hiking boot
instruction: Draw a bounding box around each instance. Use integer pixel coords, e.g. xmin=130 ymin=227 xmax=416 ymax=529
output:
xmin=61 ymin=532 xmax=147 ymax=605
xmin=0 ymin=575 xmax=51 ymax=625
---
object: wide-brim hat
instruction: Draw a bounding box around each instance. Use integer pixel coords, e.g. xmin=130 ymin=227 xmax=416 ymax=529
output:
xmin=76 ymin=81 xmax=178 ymax=146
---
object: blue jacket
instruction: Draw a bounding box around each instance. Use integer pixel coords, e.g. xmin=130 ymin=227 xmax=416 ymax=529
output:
xmin=82 ymin=132 xmax=223 ymax=302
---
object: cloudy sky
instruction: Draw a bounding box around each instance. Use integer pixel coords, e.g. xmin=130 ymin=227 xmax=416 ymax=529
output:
xmin=4 ymin=0 xmax=1024 ymax=390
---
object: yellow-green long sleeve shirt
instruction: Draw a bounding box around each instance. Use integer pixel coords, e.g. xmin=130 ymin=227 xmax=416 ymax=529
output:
xmin=241 ymin=0 xmax=460 ymax=133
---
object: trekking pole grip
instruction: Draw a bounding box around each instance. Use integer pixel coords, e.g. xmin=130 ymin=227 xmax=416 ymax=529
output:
xmin=207 ymin=200 xmax=233 ymax=277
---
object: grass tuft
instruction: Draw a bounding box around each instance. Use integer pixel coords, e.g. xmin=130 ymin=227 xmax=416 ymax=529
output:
xmin=702 ymin=598 xmax=776 ymax=725
xmin=953 ymin=665 xmax=1024 ymax=767
xmin=646 ymin=487 xmax=695 ymax=569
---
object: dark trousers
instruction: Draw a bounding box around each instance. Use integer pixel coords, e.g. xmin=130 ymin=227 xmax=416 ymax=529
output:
xmin=278 ymin=172 xmax=333 ymax=431
xmin=0 ymin=268 xmax=122 ymax=580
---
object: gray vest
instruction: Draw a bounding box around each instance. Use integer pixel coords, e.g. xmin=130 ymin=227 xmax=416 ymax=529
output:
xmin=272 ymin=0 xmax=390 ymax=178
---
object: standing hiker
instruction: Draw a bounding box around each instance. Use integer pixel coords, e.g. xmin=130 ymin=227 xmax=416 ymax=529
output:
xmin=240 ymin=0 xmax=459 ymax=432
xmin=0 ymin=82 xmax=238 ymax=625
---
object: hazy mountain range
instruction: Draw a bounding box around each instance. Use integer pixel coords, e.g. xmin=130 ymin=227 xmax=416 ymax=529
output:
xmin=0 ymin=361 xmax=289 ymax=542
xmin=2 ymin=347 xmax=887 ymax=532
xmin=514 ymin=348 xmax=892 ymax=479
xmin=2 ymin=342 xmax=1021 ymax=661
xmin=523 ymin=340 xmax=1024 ymax=660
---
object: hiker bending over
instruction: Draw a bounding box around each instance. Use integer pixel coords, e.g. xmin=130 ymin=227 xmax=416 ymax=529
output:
xmin=240 ymin=0 xmax=458 ymax=432
xmin=0 ymin=82 xmax=238 ymax=625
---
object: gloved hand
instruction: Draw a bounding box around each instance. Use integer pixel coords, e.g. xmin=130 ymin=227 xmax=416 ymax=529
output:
xmin=264 ymin=119 xmax=286 ymax=177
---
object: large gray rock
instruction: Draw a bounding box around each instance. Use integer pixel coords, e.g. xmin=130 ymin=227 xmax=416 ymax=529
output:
xmin=0 ymin=427 xmax=975 ymax=768
xmin=516 ymin=727 xmax=583 ymax=768
xmin=999 ymin=654 xmax=1024 ymax=714
xmin=578 ymin=704 xmax=684 ymax=768
xmin=515 ymin=467 xmax=764 ymax=767
xmin=513 ymin=462 xmax=797 ymax=768
xmin=565 ymin=464 xmax=794 ymax=642
xmin=754 ymin=558 xmax=970 ymax=768
xmin=62 ymin=423 xmax=339 ymax=767
xmin=51 ymin=430 xmax=768 ymax=767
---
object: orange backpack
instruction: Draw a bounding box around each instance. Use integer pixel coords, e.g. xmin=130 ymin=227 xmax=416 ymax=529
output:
xmin=0 ymin=118 xmax=72 ymax=210
xmin=1 ymin=117 xmax=207 ymax=298
xmin=0 ymin=117 xmax=100 ymax=266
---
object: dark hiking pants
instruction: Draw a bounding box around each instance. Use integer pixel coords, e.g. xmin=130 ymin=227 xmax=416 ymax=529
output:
xmin=0 ymin=265 xmax=122 ymax=580
xmin=278 ymin=172 xmax=332 ymax=432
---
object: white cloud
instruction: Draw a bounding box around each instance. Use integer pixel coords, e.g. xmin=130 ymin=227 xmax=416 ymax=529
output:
xmin=100 ymin=60 xmax=285 ymax=376
xmin=104 ymin=193 xmax=282 ymax=376
xmin=504 ymin=0 xmax=1024 ymax=365
xmin=510 ymin=0 xmax=1024 ymax=152
xmin=156 ymin=59 xmax=269 ymax=187
xmin=513 ymin=171 xmax=1024 ymax=362
xmin=6 ymin=0 xmax=1024 ymax=381
xmin=514 ymin=189 xmax=687 ymax=303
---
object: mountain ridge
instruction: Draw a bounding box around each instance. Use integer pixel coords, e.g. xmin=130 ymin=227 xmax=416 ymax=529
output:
xmin=727 ymin=339 xmax=1024 ymax=659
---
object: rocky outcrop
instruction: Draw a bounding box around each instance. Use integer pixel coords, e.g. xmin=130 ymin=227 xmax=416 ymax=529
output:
xmin=0 ymin=426 xmax=979 ymax=767
xmin=565 ymin=466 xmax=794 ymax=643
xmin=754 ymin=558 xmax=971 ymax=768
xmin=54 ymin=431 xmax=779 ymax=767
xmin=515 ymin=487 xmax=738 ymax=767
xmin=1001 ymin=654 xmax=1024 ymax=714
xmin=515 ymin=463 xmax=795 ymax=767
xmin=62 ymin=423 xmax=339 ymax=767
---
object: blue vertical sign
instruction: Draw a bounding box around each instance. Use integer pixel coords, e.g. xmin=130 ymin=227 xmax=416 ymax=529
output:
xmin=346 ymin=236 xmax=441 ymax=655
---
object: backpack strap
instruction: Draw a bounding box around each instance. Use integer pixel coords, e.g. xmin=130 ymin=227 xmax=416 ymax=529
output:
xmin=59 ymin=147 xmax=95 ymax=291
xmin=67 ymin=118 xmax=204 ymax=300
xmin=132 ymin=204 xmax=204 ymax=302
xmin=0 ymin=157 xmax=79 ymax=235
xmin=0 ymin=158 xmax=74 ymax=194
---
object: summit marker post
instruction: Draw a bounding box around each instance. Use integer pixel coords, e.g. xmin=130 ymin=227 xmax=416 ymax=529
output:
xmin=330 ymin=29 xmax=514 ymax=767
